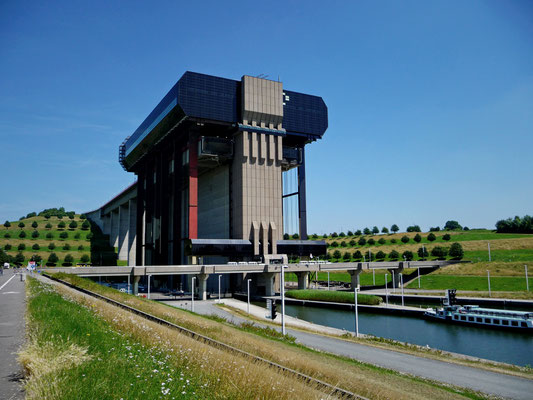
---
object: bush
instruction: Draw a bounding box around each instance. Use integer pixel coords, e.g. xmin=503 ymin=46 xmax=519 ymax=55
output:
xmin=372 ymin=226 xmax=379 ymax=234
xmin=31 ymin=230 xmax=39 ymax=239
xmin=352 ymin=250 xmax=362 ymax=260
xmin=18 ymin=222 xmax=25 ymax=229
xmin=45 ymin=222 xmax=52 ymax=229
xmin=86 ymin=233 xmax=93 ymax=240
xmin=331 ymin=232 xmax=338 ymax=238
xmin=285 ymin=289 xmax=381 ymax=305
xmin=77 ymin=245 xmax=84 ymax=251
xmin=4 ymin=244 xmax=12 ymax=251
xmin=63 ymin=243 xmax=71 ymax=251
xmin=48 ymin=242 xmax=56 ymax=250
xmin=355 ymin=230 xmax=362 ymax=236
xmin=31 ymin=221 xmax=38 ymax=228
xmin=449 ymin=242 xmax=464 ymax=259
xmin=44 ymin=214 xmax=51 ymax=219
xmin=444 ymin=220 xmax=462 ymax=230
xmin=26 ymin=212 xmax=36 ymax=218
xmin=378 ymin=238 xmax=386 ymax=245
xmin=15 ymin=252 xmax=25 ymax=264
xmin=358 ymin=237 xmax=366 ymax=246
xmin=343 ymin=252 xmax=351 ymax=261
xmin=339 ymin=232 xmax=345 ymax=237
xmin=323 ymin=234 xmax=328 ymax=239
xmin=402 ymin=250 xmax=414 ymax=261
xmin=391 ymin=224 xmax=399 ymax=233
xmin=80 ymin=214 xmax=87 ymax=220
xmin=406 ymin=225 xmax=421 ymax=232
xmin=80 ymin=254 xmax=90 ymax=263
xmin=376 ymin=250 xmax=386 ymax=260
xmin=18 ymin=243 xmax=26 ymax=251
xmin=340 ymin=241 xmax=347 ymax=247
xmin=413 ymin=233 xmax=422 ymax=243
xmin=48 ymin=252 xmax=59 ymax=264
xmin=58 ymin=221 xmax=66 ymax=229
xmin=69 ymin=221 xmax=78 ymax=229
xmin=332 ymin=250 xmax=342 ymax=259
xmin=347 ymin=230 xmax=353 ymax=236
xmin=32 ymin=244 xmax=40 ymax=250
xmin=30 ymin=254 xmax=42 ymax=263
xmin=292 ymin=233 xmax=299 ymax=239
xmin=429 ymin=226 xmax=440 ymax=232
xmin=68 ymin=213 xmax=75 ymax=219
xmin=389 ymin=250 xmax=399 ymax=260
xmin=442 ymin=233 xmax=451 ymax=241
xmin=74 ymin=232 xmax=81 ymax=240
xmin=390 ymin=238 xmax=397 ymax=244
xmin=19 ymin=231 xmax=27 ymax=238
xmin=463 ymin=226 xmax=470 ymax=231
xmin=330 ymin=241 xmax=338 ymax=248
xmin=64 ymin=254 xmax=74 ymax=264
xmin=59 ymin=231 xmax=68 ymax=240
xmin=367 ymin=238 xmax=375 ymax=245
xmin=4 ymin=221 xmax=11 ymax=229
xmin=427 ymin=233 xmax=436 ymax=242
xmin=4 ymin=232 xmax=11 ymax=238
xmin=363 ymin=228 xmax=371 ymax=235
xmin=401 ymin=235 xmax=410 ymax=243
xmin=381 ymin=227 xmax=389 ymax=234
xmin=46 ymin=232 xmax=53 ymax=239
xmin=312 ymin=233 xmax=318 ymax=239
xmin=283 ymin=233 xmax=289 ymax=240
xmin=349 ymin=239 xmax=356 ymax=247
xmin=431 ymin=246 xmax=448 ymax=260
xmin=417 ymin=246 xmax=429 ymax=259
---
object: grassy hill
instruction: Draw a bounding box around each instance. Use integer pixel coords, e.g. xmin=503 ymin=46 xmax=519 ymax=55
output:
xmin=1 ymin=213 xmax=115 ymax=266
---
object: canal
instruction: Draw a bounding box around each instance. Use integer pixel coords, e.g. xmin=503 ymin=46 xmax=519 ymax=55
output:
xmin=281 ymin=303 xmax=533 ymax=366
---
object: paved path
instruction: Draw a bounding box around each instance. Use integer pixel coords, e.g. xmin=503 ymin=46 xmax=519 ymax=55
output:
xmin=164 ymin=298 xmax=533 ymax=400
xmin=0 ymin=271 xmax=26 ymax=400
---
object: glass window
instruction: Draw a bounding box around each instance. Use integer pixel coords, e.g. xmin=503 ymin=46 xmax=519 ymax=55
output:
xmin=511 ymin=321 xmax=518 ymax=327
xmin=468 ymin=316 xmax=474 ymax=322
xmin=485 ymin=318 xmax=491 ymax=323
xmin=502 ymin=320 xmax=509 ymax=326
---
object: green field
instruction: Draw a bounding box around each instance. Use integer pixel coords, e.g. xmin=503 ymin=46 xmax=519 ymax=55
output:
xmin=464 ymin=249 xmax=533 ymax=262
xmin=405 ymin=275 xmax=532 ymax=292
xmin=285 ymin=289 xmax=381 ymax=305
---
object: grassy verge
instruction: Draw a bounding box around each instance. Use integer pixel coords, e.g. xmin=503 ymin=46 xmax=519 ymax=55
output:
xmin=285 ymin=289 xmax=381 ymax=305
xmin=47 ymin=272 xmax=497 ymax=399
xmin=406 ymin=275 xmax=532 ymax=292
xmin=464 ymin=249 xmax=533 ymax=262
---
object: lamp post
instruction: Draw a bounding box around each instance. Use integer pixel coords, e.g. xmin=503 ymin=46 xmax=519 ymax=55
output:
xmin=385 ymin=273 xmax=389 ymax=307
xmin=247 ymin=279 xmax=252 ymax=314
xmin=218 ymin=274 xmax=222 ymax=302
xmin=487 ymin=270 xmax=491 ymax=297
xmin=488 ymin=242 xmax=491 ymax=262
xmin=526 ymin=265 xmax=529 ymax=292
xmin=422 ymin=244 xmax=425 ymax=260
xmin=147 ymin=274 xmax=151 ymax=299
xmin=281 ymin=265 xmax=287 ymax=335
xmin=400 ymin=273 xmax=405 ymax=307
xmin=418 ymin=267 xmax=421 ymax=289
xmin=327 ymin=271 xmax=330 ymax=290
xmin=373 ymin=269 xmax=375 ymax=286
xmin=191 ymin=276 xmax=196 ymax=312
xmin=354 ymin=286 xmax=359 ymax=337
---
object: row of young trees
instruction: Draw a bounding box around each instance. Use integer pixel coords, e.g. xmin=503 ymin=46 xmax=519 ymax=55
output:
xmin=0 ymin=248 xmax=90 ymax=266
xmin=329 ymin=242 xmax=464 ymax=261
xmin=328 ymin=233 xmax=452 ymax=248
xmin=4 ymin=243 xmax=86 ymax=251
xmin=3 ymin=231 xmax=93 ymax=240
xmin=4 ymin=220 xmax=90 ymax=230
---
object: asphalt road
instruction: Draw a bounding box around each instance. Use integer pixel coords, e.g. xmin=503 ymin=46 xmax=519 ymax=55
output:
xmin=166 ymin=299 xmax=533 ymax=400
xmin=0 ymin=271 xmax=26 ymax=400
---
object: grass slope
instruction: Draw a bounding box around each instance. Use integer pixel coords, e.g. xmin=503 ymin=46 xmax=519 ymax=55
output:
xmin=285 ymin=289 xmax=381 ymax=305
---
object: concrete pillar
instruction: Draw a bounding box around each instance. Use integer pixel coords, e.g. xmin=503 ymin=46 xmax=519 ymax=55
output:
xmin=102 ymin=214 xmax=111 ymax=236
xmin=260 ymin=272 xmax=276 ymax=296
xmin=197 ymin=273 xmax=209 ymax=301
xmin=389 ymin=263 xmax=404 ymax=289
xmin=110 ymin=209 xmax=119 ymax=249
xmin=132 ymin=275 xmax=140 ymax=295
xmin=118 ymin=203 xmax=129 ymax=262
xmin=349 ymin=263 xmax=363 ymax=289
xmin=128 ymin=199 xmax=137 ymax=266
xmin=296 ymin=272 xmax=309 ymax=290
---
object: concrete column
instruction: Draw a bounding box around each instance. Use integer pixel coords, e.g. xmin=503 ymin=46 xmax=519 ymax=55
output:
xmin=132 ymin=275 xmax=140 ymax=295
xmin=197 ymin=273 xmax=209 ymax=301
xmin=118 ymin=203 xmax=129 ymax=262
xmin=349 ymin=263 xmax=363 ymax=289
xmin=260 ymin=272 xmax=276 ymax=296
xmin=128 ymin=199 xmax=137 ymax=266
xmin=388 ymin=263 xmax=404 ymax=289
xmin=296 ymin=272 xmax=309 ymax=290
xmin=110 ymin=209 xmax=119 ymax=249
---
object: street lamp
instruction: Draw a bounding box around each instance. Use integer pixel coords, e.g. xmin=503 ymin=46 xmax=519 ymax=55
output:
xmin=385 ymin=273 xmax=389 ymax=307
xmin=354 ymin=286 xmax=359 ymax=337
xmin=247 ymin=278 xmax=252 ymax=313
xmin=218 ymin=274 xmax=222 ymax=303
xmin=327 ymin=271 xmax=330 ymax=290
xmin=400 ymin=273 xmax=405 ymax=307
xmin=147 ymin=274 xmax=151 ymax=299
xmin=280 ymin=265 xmax=287 ymax=335
xmin=191 ymin=276 xmax=196 ymax=312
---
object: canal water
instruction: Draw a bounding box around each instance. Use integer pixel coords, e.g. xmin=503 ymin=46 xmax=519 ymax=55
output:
xmin=282 ymin=304 xmax=533 ymax=366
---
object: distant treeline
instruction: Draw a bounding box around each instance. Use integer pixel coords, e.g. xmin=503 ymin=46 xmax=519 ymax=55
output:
xmin=495 ymin=215 xmax=533 ymax=233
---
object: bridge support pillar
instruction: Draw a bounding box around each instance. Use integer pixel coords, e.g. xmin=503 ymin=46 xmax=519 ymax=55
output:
xmin=197 ymin=273 xmax=209 ymax=301
xmin=296 ymin=272 xmax=309 ymax=290
xmin=132 ymin=275 xmax=140 ymax=295
xmin=260 ymin=272 xmax=276 ymax=296
xmin=349 ymin=264 xmax=363 ymax=289
xmin=388 ymin=263 xmax=405 ymax=289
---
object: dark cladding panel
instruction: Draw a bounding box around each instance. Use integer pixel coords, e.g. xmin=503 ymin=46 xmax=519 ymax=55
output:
xmin=276 ymin=240 xmax=327 ymax=257
xmin=186 ymin=239 xmax=252 ymax=257
xmin=283 ymin=90 xmax=328 ymax=138
xmin=178 ymin=72 xmax=238 ymax=123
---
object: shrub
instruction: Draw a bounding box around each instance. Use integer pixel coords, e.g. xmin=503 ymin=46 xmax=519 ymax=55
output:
xmin=401 ymin=235 xmax=409 ymax=243
xmin=19 ymin=231 xmax=27 ymax=239
xmin=367 ymin=238 xmax=375 ymax=245
xmin=4 ymin=232 xmax=10 ymax=238
xmin=63 ymin=243 xmax=71 ymax=251
xmin=15 ymin=252 xmax=25 ymax=264
xmin=4 ymin=244 xmax=12 ymax=251
xmin=347 ymin=230 xmax=353 ymax=236
xmin=389 ymin=250 xmax=399 ymax=260
xmin=331 ymin=232 xmax=338 ymax=238
xmin=340 ymin=241 xmax=347 ymax=247
xmin=352 ymin=250 xmax=362 ymax=260
xmin=31 ymin=230 xmax=39 ymax=239
xmin=31 ymin=221 xmax=38 ymax=228
xmin=18 ymin=222 xmax=25 ymax=229
xmin=358 ymin=237 xmax=366 ymax=246
xmin=332 ymin=250 xmax=342 ymax=259
xmin=74 ymin=232 xmax=81 ymax=240
xmin=31 ymin=254 xmax=42 ymax=263
xmin=378 ymin=238 xmax=386 ymax=245
xmin=343 ymin=252 xmax=351 ymax=261
xmin=64 ymin=254 xmax=74 ymax=264
xmin=429 ymin=226 xmax=440 ymax=232
xmin=48 ymin=252 xmax=59 ymax=264
xmin=323 ymin=234 xmax=328 ymax=239
xmin=44 ymin=214 xmax=51 ymax=219
xmin=312 ymin=233 xmax=318 ymax=239
xmin=26 ymin=212 xmax=36 ymax=218
xmin=442 ymin=233 xmax=451 ymax=241
xmin=354 ymin=230 xmax=362 ymax=236
xmin=80 ymin=254 xmax=90 ymax=263
xmin=402 ymin=250 xmax=414 ymax=261
xmin=444 ymin=220 xmax=462 ymax=230
xmin=58 ymin=221 xmax=66 ymax=229
xmin=449 ymin=242 xmax=464 ymax=259
xmin=339 ymin=232 xmax=345 ymax=237
xmin=349 ymin=239 xmax=356 ymax=247
xmin=292 ymin=233 xmax=299 ymax=239
xmin=46 ymin=232 xmax=53 ymax=239
xmin=59 ymin=231 xmax=68 ymax=240
xmin=431 ymin=246 xmax=448 ymax=259
xmin=32 ymin=244 xmax=40 ymax=250
xmin=45 ymin=222 xmax=52 ymax=229
xmin=376 ymin=250 xmax=386 ymax=260
xmin=390 ymin=238 xmax=397 ymax=244
xmin=4 ymin=221 xmax=11 ymax=229
xmin=80 ymin=214 xmax=87 ymax=220
xmin=68 ymin=213 xmax=75 ymax=219
xmin=406 ymin=225 xmax=421 ymax=232
xmin=77 ymin=245 xmax=84 ymax=251
xmin=413 ymin=233 xmax=422 ymax=243
xmin=48 ymin=242 xmax=56 ymax=250
xmin=363 ymin=228 xmax=371 ymax=235
xmin=391 ymin=224 xmax=399 ymax=233
xmin=427 ymin=233 xmax=436 ymax=242
xmin=372 ymin=226 xmax=379 ymax=234
xmin=283 ymin=233 xmax=289 ymax=240
xmin=69 ymin=221 xmax=78 ymax=229
xmin=381 ymin=227 xmax=389 ymax=234
xmin=417 ymin=246 xmax=429 ymax=259
xmin=18 ymin=243 xmax=26 ymax=251
xmin=86 ymin=232 xmax=93 ymax=240
xmin=82 ymin=220 xmax=90 ymax=230
xmin=58 ymin=215 xmax=63 ymax=219
xmin=463 ymin=226 xmax=470 ymax=231
xmin=329 ymin=241 xmax=338 ymax=248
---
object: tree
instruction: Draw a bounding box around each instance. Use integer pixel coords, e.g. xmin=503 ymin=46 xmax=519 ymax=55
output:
xmin=26 ymin=212 xmax=36 ymax=218
xmin=77 ymin=245 xmax=84 ymax=251
xmin=378 ymin=238 xmax=386 ymax=245
xmin=86 ymin=233 xmax=93 ymax=240
xmin=406 ymin=225 xmax=421 ymax=232
xmin=58 ymin=221 xmax=66 ymax=229
xmin=4 ymin=232 xmax=10 ymax=238
xmin=68 ymin=213 xmax=75 ymax=219
xmin=331 ymin=232 xmax=338 ymax=238
xmin=339 ymin=232 xmax=345 ymax=237
xmin=390 ymin=238 xmax=397 ymax=243
xmin=449 ymin=242 xmax=464 ymax=260
xmin=330 ymin=241 xmax=338 ymax=248
xmin=4 ymin=244 xmax=12 ymax=250
xmin=363 ymin=227 xmax=371 ymax=235
xmin=376 ymin=250 xmax=386 ymax=260
xmin=349 ymin=239 xmax=356 ymax=247
xmin=32 ymin=244 xmax=40 ymax=250
xmin=292 ymin=233 xmax=299 ymax=239
xmin=18 ymin=243 xmax=26 ymax=251
xmin=312 ymin=233 xmax=318 ymax=239
xmin=352 ymin=250 xmax=362 ymax=260
xmin=347 ymin=230 xmax=353 ymax=236
xmin=442 ymin=233 xmax=451 ymax=241
xmin=401 ymin=235 xmax=410 ymax=243
xmin=47 ymin=252 xmax=59 ymax=265
xmin=444 ymin=220 xmax=462 ymax=231
xmin=59 ymin=231 xmax=68 ymax=240
xmin=389 ymin=250 xmax=400 ymax=260
xmin=48 ymin=242 xmax=56 ymax=250
xmin=80 ymin=214 xmax=87 ymax=220
xmin=417 ymin=246 xmax=429 ymax=259
xmin=413 ymin=233 xmax=422 ymax=243
xmin=283 ymin=233 xmax=289 ymax=240
xmin=18 ymin=222 xmax=25 ymax=229
xmin=431 ymin=246 xmax=448 ymax=260
xmin=323 ymin=234 xmax=328 ymax=239
xmin=69 ymin=221 xmax=78 ymax=229
xmin=4 ymin=221 xmax=11 ymax=229
xmin=63 ymin=243 xmax=71 ymax=251
xmin=44 ymin=214 xmax=51 ymax=219
xmin=15 ymin=252 xmax=25 ymax=264
xmin=31 ymin=221 xmax=38 ymax=229
xmin=391 ymin=224 xmax=399 ymax=233
xmin=367 ymin=238 xmax=375 ymax=245
xmin=381 ymin=227 xmax=389 ymax=234
xmin=19 ymin=231 xmax=27 ymax=239
xmin=427 ymin=233 xmax=436 ymax=242
xmin=74 ymin=232 xmax=81 ymax=240
xmin=429 ymin=226 xmax=440 ymax=232
xmin=31 ymin=254 xmax=42 ymax=263
xmin=340 ymin=241 xmax=347 ymax=247
xmin=31 ymin=230 xmax=39 ymax=239
xmin=343 ymin=252 xmax=351 ymax=261
xmin=402 ymin=250 xmax=414 ymax=261
xmin=58 ymin=215 xmax=63 ymax=219
xmin=332 ymin=250 xmax=342 ymax=259
xmin=64 ymin=254 xmax=74 ymax=265
xmin=463 ymin=226 xmax=470 ymax=231
xmin=45 ymin=222 xmax=52 ymax=229
xmin=80 ymin=254 xmax=90 ymax=263
xmin=372 ymin=226 xmax=379 ymax=234
xmin=354 ymin=230 xmax=362 ymax=236
xmin=358 ymin=237 xmax=366 ymax=246
xmin=46 ymin=232 xmax=53 ymax=239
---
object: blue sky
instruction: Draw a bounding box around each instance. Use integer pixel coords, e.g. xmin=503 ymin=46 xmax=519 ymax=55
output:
xmin=1 ymin=0 xmax=532 ymax=234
